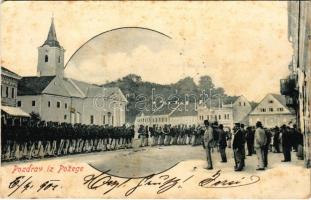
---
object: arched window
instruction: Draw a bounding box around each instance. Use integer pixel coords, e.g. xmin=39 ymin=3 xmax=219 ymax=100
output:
xmin=58 ymin=56 xmax=61 ymax=63
xmin=45 ymin=55 xmax=48 ymax=62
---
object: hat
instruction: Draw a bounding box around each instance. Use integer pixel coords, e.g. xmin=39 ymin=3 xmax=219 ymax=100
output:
xmin=256 ymin=121 xmax=262 ymax=127
xmin=204 ymin=120 xmax=209 ymax=126
xmin=234 ymin=123 xmax=241 ymax=128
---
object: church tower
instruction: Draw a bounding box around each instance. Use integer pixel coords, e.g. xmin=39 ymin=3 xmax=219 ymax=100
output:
xmin=37 ymin=18 xmax=65 ymax=78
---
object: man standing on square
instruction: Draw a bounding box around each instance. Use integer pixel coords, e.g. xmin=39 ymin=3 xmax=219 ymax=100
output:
xmin=254 ymin=121 xmax=267 ymax=170
xmin=203 ymin=120 xmax=214 ymax=170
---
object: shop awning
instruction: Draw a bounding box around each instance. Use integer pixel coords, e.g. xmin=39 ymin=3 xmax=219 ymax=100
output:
xmin=1 ymin=106 xmax=30 ymax=117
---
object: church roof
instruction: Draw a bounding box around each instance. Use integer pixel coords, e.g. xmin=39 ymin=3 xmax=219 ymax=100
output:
xmin=18 ymin=76 xmax=55 ymax=96
xmin=42 ymin=18 xmax=61 ymax=48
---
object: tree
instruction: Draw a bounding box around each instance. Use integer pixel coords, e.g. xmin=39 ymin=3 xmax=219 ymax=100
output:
xmin=198 ymin=75 xmax=215 ymax=92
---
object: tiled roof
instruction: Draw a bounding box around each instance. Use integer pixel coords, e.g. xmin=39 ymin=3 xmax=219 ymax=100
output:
xmin=17 ymin=76 xmax=55 ymax=96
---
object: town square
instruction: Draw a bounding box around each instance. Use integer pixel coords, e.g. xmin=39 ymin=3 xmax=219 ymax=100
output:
xmin=0 ymin=1 xmax=310 ymax=199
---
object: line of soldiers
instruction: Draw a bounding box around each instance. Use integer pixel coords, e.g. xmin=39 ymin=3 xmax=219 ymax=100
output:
xmin=136 ymin=124 xmax=232 ymax=148
xmin=1 ymin=121 xmax=135 ymax=162
xmin=202 ymin=120 xmax=304 ymax=171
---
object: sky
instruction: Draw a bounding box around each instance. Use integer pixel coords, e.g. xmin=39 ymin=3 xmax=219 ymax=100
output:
xmin=1 ymin=1 xmax=292 ymax=101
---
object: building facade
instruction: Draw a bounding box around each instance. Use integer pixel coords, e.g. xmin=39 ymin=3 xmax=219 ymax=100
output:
xmin=248 ymin=94 xmax=296 ymax=128
xmin=281 ymin=1 xmax=310 ymax=167
xmin=16 ymin=18 xmax=127 ymax=126
xmin=1 ymin=67 xmax=21 ymax=107
xmin=135 ymin=103 xmax=197 ymax=127
xmin=197 ymin=95 xmax=252 ymax=128
xmin=197 ymin=106 xmax=233 ymax=128
xmin=1 ymin=67 xmax=30 ymax=125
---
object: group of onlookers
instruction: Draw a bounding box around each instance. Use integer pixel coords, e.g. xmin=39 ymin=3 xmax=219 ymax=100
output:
xmin=201 ymin=120 xmax=304 ymax=171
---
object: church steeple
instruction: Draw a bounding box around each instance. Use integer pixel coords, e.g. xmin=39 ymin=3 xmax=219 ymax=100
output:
xmin=37 ymin=17 xmax=65 ymax=78
xmin=42 ymin=17 xmax=61 ymax=48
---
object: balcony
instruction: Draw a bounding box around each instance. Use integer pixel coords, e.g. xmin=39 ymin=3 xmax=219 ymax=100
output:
xmin=280 ymin=76 xmax=298 ymax=96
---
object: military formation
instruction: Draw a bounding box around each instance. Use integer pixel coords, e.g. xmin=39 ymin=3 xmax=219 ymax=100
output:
xmin=136 ymin=123 xmax=232 ymax=147
xmin=1 ymin=119 xmax=303 ymax=170
xmin=1 ymin=121 xmax=135 ymax=162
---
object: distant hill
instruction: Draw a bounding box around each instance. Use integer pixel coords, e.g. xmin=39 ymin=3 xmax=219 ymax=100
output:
xmin=102 ymin=74 xmax=257 ymax=123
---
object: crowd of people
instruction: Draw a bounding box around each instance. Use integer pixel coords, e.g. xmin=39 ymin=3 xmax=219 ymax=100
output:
xmin=200 ymin=120 xmax=304 ymax=171
xmin=1 ymin=121 xmax=135 ymax=162
xmin=1 ymin=119 xmax=304 ymax=169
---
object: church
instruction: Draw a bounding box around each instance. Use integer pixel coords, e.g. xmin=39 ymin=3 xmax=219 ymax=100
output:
xmin=16 ymin=18 xmax=127 ymax=126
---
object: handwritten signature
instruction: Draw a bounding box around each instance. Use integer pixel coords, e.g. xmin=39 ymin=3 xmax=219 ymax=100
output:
xmin=83 ymin=168 xmax=260 ymax=197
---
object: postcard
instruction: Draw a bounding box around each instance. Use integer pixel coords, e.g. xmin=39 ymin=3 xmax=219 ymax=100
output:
xmin=0 ymin=1 xmax=310 ymax=198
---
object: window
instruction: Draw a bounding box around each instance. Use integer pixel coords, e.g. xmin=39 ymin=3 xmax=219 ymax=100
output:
xmin=32 ymin=100 xmax=36 ymax=106
xmin=65 ymin=103 xmax=67 ymax=109
xmin=11 ymin=88 xmax=15 ymax=98
xmin=277 ymin=108 xmax=284 ymax=112
xmin=6 ymin=87 xmax=8 ymax=97
xmin=45 ymin=55 xmax=48 ymax=62
xmin=269 ymin=108 xmax=274 ymax=112
xmin=111 ymin=116 xmax=114 ymax=125
xmin=103 ymin=115 xmax=106 ymax=124
xmin=57 ymin=101 xmax=60 ymax=108
xmin=243 ymin=102 xmax=246 ymax=106
xmin=239 ymin=102 xmax=242 ymax=106
xmin=48 ymin=101 xmax=51 ymax=107
xmin=17 ymin=101 xmax=21 ymax=107
xmin=268 ymin=100 xmax=274 ymax=104
xmin=58 ymin=56 xmax=61 ymax=63
xmin=64 ymin=115 xmax=67 ymax=120
xmin=260 ymin=108 xmax=266 ymax=112
xmin=90 ymin=115 xmax=94 ymax=124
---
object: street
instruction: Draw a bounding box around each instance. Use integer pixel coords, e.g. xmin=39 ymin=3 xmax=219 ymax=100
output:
xmin=1 ymin=143 xmax=310 ymax=198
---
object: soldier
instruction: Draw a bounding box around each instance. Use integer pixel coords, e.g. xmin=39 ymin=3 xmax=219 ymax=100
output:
xmin=128 ymin=125 xmax=135 ymax=148
xmin=144 ymin=125 xmax=149 ymax=146
xmin=152 ymin=124 xmax=159 ymax=146
xmin=232 ymin=123 xmax=245 ymax=171
xmin=254 ymin=121 xmax=267 ymax=170
xmin=218 ymin=124 xmax=227 ymax=162
xmin=203 ymin=120 xmax=214 ymax=170
xmin=138 ymin=125 xmax=145 ymax=147
xmin=164 ymin=124 xmax=170 ymax=145
xmin=191 ymin=125 xmax=198 ymax=146
xmin=158 ymin=126 xmax=165 ymax=145
xmin=171 ymin=125 xmax=178 ymax=145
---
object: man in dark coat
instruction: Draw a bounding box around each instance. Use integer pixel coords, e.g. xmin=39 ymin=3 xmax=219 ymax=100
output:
xmin=232 ymin=123 xmax=245 ymax=171
xmin=281 ymin=125 xmax=292 ymax=162
xmin=263 ymin=128 xmax=272 ymax=168
xmin=218 ymin=124 xmax=227 ymax=162
xmin=273 ymin=126 xmax=281 ymax=153
xmin=245 ymin=127 xmax=255 ymax=156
